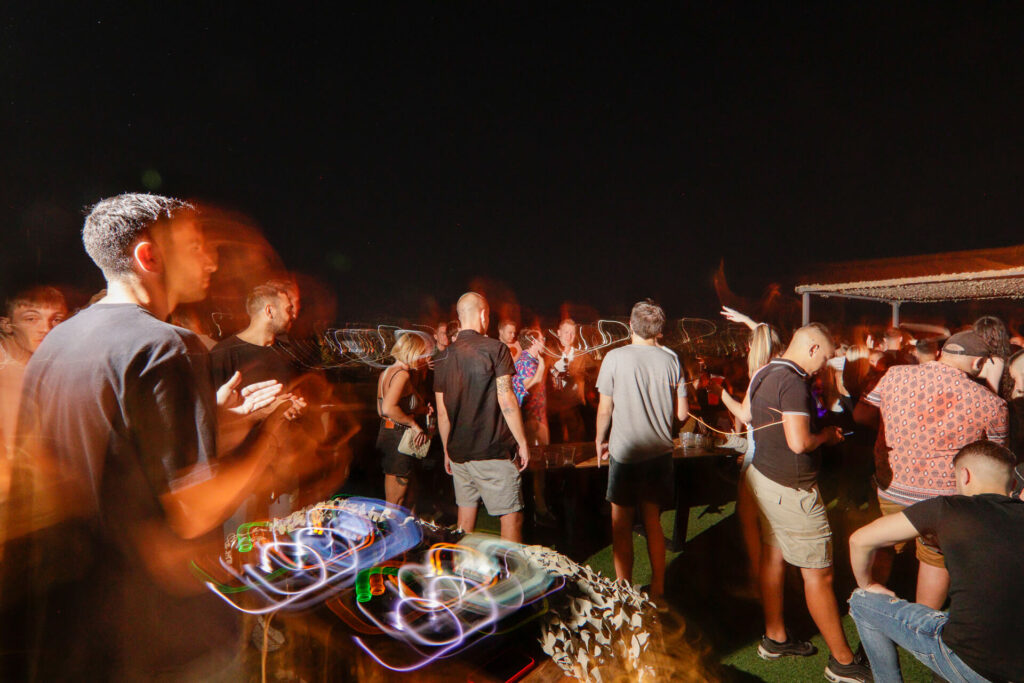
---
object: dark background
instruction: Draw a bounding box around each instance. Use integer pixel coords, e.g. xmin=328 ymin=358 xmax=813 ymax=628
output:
xmin=4 ymin=4 xmax=1024 ymax=322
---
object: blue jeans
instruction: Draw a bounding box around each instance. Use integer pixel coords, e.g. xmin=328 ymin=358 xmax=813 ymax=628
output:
xmin=848 ymin=589 xmax=990 ymax=683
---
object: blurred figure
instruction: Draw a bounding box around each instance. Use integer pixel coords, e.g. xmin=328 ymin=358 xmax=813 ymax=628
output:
xmin=169 ymin=303 xmax=218 ymax=349
xmin=375 ymin=332 xmax=433 ymax=509
xmin=913 ymin=338 xmax=938 ymax=364
xmin=210 ymin=282 xmax=300 ymax=389
xmin=433 ymin=321 xmax=450 ymax=354
xmin=547 ymin=318 xmax=593 ymax=443
xmin=513 ymin=330 xmax=549 ymax=447
xmin=880 ymin=327 xmax=915 ymax=366
xmin=0 ymin=286 xmax=67 ymax=457
xmin=0 ymin=286 xmax=67 ymax=567
xmin=434 ymin=292 xmax=530 ymax=542
xmin=498 ymin=319 xmax=521 ymax=360
xmin=513 ymin=329 xmax=554 ymax=525
xmin=3 ymin=194 xmax=286 ymax=680
xmin=973 ymin=315 xmax=1012 ymax=399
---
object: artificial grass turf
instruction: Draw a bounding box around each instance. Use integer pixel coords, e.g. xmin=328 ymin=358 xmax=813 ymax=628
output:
xmin=585 ymin=506 xmax=935 ymax=682
xmin=475 ymin=503 xmax=935 ymax=681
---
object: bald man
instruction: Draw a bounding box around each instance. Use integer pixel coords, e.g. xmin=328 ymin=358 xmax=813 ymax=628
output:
xmin=746 ymin=324 xmax=871 ymax=681
xmin=433 ymin=293 xmax=530 ymax=542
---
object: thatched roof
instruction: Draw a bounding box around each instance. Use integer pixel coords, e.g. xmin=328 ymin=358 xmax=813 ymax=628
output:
xmin=796 ymin=244 xmax=1024 ymax=303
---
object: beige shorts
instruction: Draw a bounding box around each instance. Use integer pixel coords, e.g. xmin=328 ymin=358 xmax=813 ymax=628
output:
xmin=450 ymin=459 xmax=524 ymax=517
xmin=746 ymin=464 xmax=832 ymax=569
xmin=877 ymin=497 xmax=945 ymax=568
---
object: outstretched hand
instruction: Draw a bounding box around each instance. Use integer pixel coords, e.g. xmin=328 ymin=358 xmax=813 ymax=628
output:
xmin=720 ymin=306 xmax=757 ymax=330
xmin=217 ymin=371 xmax=283 ymax=416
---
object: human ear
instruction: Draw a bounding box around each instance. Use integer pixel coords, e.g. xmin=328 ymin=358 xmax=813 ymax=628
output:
xmin=134 ymin=240 xmax=161 ymax=273
xmin=0 ymin=317 xmax=11 ymax=335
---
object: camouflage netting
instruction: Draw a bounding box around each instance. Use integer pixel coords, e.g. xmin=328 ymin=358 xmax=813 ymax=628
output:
xmin=522 ymin=546 xmax=660 ymax=681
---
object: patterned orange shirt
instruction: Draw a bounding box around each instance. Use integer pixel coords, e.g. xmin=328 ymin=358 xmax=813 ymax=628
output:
xmin=864 ymin=361 xmax=1008 ymax=505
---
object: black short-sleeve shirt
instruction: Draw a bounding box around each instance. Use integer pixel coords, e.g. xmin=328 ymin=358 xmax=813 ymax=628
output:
xmin=209 ymin=334 xmax=300 ymax=390
xmin=904 ymin=494 xmax=1024 ymax=683
xmin=433 ymin=329 xmax=516 ymax=463
xmin=11 ymin=303 xmax=237 ymax=678
xmin=750 ymin=358 xmax=821 ymax=489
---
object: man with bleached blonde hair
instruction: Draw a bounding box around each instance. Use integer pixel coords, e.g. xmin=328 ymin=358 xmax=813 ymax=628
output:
xmin=433 ymin=292 xmax=530 ymax=541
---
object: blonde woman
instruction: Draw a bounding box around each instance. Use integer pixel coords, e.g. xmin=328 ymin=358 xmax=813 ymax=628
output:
xmin=717 ymin=308 xmax=784 ymax=595
xmin=376 ymin=332 xmax=433 ymax=508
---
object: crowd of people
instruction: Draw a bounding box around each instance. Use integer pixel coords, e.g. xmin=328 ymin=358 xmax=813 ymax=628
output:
xmin=0 ymin=192 xmax=1021 ymax=682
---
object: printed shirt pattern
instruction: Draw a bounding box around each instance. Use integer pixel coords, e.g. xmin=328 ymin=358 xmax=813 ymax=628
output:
xmin=514 ymin=351 xmax=547 ymax=423
xmin=864 ymin=362 xmax=1008 ymax=505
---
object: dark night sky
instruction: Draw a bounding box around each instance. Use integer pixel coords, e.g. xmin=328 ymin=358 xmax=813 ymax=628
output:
xmin=4 ymin=4 xmax=1024 ymax=321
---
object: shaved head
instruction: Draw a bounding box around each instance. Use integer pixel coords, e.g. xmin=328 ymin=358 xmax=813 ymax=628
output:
xmin=456 ymin=291 xmax=488 ymax=332
xmin=784 ymin=323 xmax=835 ymax=374
xmin=953 ymin=440 xmax=1016 ymax=494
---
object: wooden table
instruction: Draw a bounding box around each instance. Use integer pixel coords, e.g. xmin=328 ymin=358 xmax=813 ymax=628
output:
xmin=524 ymin=441 xmax=742 ymax=555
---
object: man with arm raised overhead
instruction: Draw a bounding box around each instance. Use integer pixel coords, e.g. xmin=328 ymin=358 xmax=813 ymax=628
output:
xmin=433 ymin=292 xmax=530 ymax=542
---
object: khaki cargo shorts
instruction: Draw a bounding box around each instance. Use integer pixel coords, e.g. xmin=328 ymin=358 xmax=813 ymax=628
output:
xmin=449 ymin=458 xmax=524 ymax=517
xmin=877 ymin=497 xmax=945 ymax=568
xmin=746 ymin=464 xmax=832 ymax=569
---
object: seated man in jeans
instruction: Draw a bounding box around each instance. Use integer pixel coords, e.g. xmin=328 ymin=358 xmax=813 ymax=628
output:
xmin=849 ymin=440 xmax=1024 ymax=683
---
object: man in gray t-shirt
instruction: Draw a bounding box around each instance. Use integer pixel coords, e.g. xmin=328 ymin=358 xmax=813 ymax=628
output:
xmin=595 ymin=300 xmax=688 ymax=608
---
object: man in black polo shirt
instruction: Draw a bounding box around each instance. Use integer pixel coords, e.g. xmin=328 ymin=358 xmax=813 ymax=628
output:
xmin=434 ymin=292 xmax=530 ymax=542
xmin=747 ymin=323 xmax=871 ymax=682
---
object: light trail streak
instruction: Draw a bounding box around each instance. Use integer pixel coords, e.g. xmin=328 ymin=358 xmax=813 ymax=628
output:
xmin=350 ymin=533 xmax=561 ymax=672
xmin=206 ymin=497 xmax=422 ymax=614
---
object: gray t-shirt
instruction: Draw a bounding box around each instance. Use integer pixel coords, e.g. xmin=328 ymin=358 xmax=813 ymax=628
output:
xmin=596 ymin=344 xmax=684 ymax=463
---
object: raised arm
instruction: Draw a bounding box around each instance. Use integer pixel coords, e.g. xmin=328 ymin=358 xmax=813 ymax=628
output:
xmin=720 ymin=306 xmax=759 ymax=331
xmin=496 ymin=374 xmax=530 ymax=471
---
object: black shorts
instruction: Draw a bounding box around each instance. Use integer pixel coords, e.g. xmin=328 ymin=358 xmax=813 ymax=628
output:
xmin=375 ymin=424 xmax=415 ymax=478
xmin=606 ymin=452 xmax=674 ymax=508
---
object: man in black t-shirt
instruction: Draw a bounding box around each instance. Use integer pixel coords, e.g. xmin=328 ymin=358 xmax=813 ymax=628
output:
xmin=210 ymin=282 xmax=306 ymax=419
xmin=849 ymin=440 xmax=1024 ymax=683
xmin=434 ymin=292 xmax=530 ymax=542
xmin=3 ymin=194 xmax=285 ymax=680
xmin=747 ymin=324 xmax=870 ymax=682
xmin=210 ymin=283 xmax=299 ymax=388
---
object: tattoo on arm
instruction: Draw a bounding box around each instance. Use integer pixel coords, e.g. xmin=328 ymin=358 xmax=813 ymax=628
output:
xmin=496 ymin=375 xmax=511 ymax=394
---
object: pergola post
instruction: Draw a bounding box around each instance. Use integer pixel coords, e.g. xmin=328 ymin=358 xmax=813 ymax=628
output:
xmin=802 ymin=292 xmax=810 ymax=326
xmin=891 ymin=301 xmax=901 ymax=327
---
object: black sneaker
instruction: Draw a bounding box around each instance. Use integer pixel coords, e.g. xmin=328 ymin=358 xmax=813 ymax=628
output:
xmin=825 ymin=651 xmax=873 ymax=683
xmin=757 ymin=633 xmax=817 ymax=660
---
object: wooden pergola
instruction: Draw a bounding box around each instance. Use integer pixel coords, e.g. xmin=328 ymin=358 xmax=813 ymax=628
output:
xmin=795 ymin=244 xmax=1024 ymax=326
